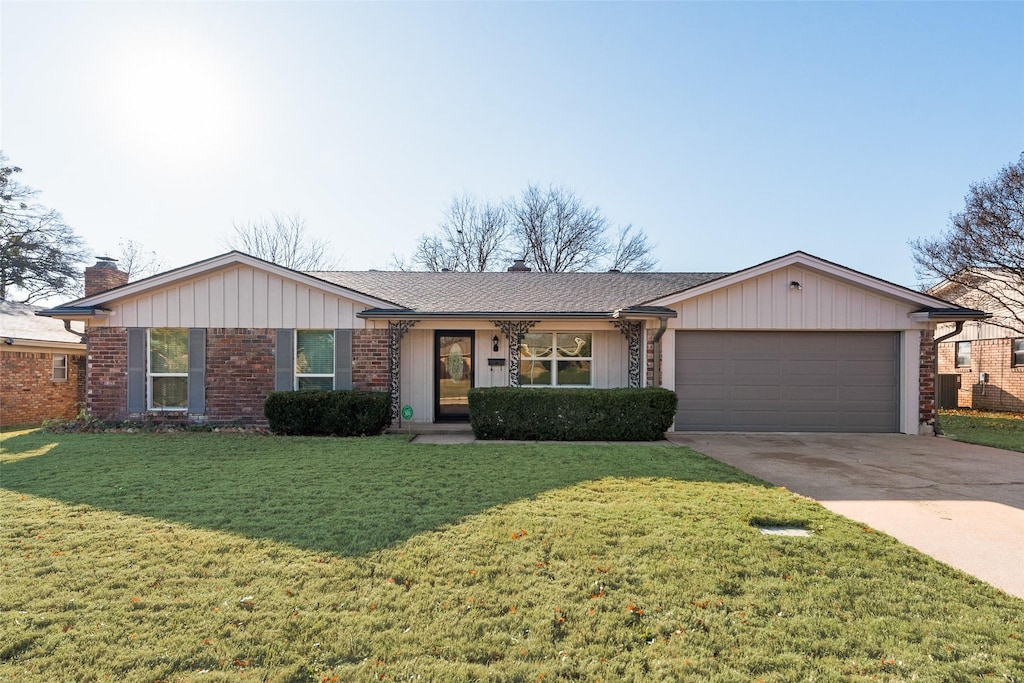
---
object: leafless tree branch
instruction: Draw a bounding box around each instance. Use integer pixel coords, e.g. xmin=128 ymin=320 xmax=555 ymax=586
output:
xmin=224 ymin=213 xmax=340 ymax=271
xmin=911 ymin=152 xmax=1024 ymax=332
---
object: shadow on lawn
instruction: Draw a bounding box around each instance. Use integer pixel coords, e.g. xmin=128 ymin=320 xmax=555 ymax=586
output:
xmin=0 ymin=431 xmax=764 ymax=557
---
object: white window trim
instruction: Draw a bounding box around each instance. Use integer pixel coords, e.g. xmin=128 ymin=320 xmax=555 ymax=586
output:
xmin=521 ymin=332 xmax=594 ymax=387
xmin=294 ymin=329 xmax=335 ymax=390
xmin=52 ymin=354 xmax=68 ymax=382
xmin=148 ymin=329 xmax=188 ymax=411
xmin=955 ymin=340 xmax=972 ymax=369
xmin=1013 ymin=339 xmax=1024 ymax=368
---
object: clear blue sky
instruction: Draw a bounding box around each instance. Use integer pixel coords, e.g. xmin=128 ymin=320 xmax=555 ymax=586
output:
xmin=2 ymin=1 xmax=1022 ymax=288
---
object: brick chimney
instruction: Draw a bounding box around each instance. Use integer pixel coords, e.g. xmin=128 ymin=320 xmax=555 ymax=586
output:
xmin=507 ymin=258 xmax=532 ymax=272
xmin=84 ymin=257 xmax=129 ymax=296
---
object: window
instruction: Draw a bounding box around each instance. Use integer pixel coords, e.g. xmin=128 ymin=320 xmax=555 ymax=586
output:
xmin=520 ymin=332 xmax=592 ymax=386
xmin=149 ymin=329 xmax=189 ymax=409
xmin=296 ymin=330 xmax=334 ymax=390
xmin=955 ymin=341 xmax=972 ymax=368
xmin=52 ymin=354 xmax=68 ymax=382
xmin=1014 ymin=339 xmax=1024 ymax=367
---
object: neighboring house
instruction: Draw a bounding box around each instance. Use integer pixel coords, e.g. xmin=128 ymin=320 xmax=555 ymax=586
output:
xmin=0 ymin=301 xmax=86 ymax=428
xmin=930 ymin=276 xmax=1024 ymax=411
xmin=38 ymin=250 xmax=986 ymax=435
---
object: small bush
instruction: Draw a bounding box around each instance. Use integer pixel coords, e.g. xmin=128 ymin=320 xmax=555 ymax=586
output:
xmin=468 ymin=387 xmax=677 ymax=441
xmin=264 ymin=390 xmax=390 ymax=436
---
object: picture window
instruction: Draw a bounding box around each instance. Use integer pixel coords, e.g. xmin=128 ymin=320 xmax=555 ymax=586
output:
xmin=520 ymin=332 xmax=593 ymax=387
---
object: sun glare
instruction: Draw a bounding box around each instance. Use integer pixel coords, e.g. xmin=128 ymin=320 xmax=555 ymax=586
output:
xmin=101 ymin=35 xmax=244 ymax=167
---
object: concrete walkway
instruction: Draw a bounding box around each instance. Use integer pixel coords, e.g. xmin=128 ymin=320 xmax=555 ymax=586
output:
xmin=668 ymin=432 xmax=1024 ymax=600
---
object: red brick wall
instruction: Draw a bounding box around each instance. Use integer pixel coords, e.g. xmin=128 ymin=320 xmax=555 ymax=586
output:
xmin=86 ymin=327 xmax=129 ymax=421
xmin=84 ymin=327 xmax=389 ymax=425
xmin=206 ymin=329 xmax=276 ymax=424
xmin=353 ymin=329 xmax=389 ymax=391
xmin=938 ymin=337 xmax=1024 ymax=412
xmin=0 ymin=349 xmax=85 ymax=427
xmin=919 ymin=330 xmax=935 ymax=431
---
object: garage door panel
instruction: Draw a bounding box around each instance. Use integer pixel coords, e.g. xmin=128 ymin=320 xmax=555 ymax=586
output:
xmin=782 ymin=386 xmax=838 ymax=401
xmin=676 ymin=331 xmax=898 ymax=432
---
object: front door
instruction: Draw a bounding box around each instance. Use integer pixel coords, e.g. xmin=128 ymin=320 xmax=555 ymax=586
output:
xmin=435 ymin=331 xmax=474 ymax=422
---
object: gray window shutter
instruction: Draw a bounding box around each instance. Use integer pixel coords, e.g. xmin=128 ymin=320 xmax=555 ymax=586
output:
xmin=188 ymin=328 xmax=206 ymax=414
xmin=127 ymin=328 xmax=146 ymax=412
xmin=335 ymin=329 xmax=353 ymax=390
xmin=275 ymin=329 xmax=294 ymax=391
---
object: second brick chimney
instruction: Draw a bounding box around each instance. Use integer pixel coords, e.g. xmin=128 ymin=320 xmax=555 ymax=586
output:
xmin=84 ymin=257 xmax=129 ymax=296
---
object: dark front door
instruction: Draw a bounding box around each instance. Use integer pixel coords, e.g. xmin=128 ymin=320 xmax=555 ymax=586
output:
xmin=435 ymin=331 xmax=474 ymax=422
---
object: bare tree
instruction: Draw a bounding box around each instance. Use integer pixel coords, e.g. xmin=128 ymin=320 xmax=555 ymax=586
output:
xmin=413 ymin=193 xmax=509 ymax=272
xmin=508 ymin=184 xmax=609 ymax=272
xmin=609 ymin=224 xmax=657 ymax=272
xmin=117 ymin=238 xmax=165 ymax=281
xmin=911 ymin=152 xmax=1024 ymax=331
xmin=224 ymin=213 xmax=339 ymax=270
xmin=0 ymin=152 xmax=89 ymax=303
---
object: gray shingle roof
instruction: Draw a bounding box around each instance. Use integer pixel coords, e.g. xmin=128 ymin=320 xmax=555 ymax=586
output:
xmin=307 ymin=271 xmax=728 ymax=314
xmin=0 ymin=301 xmax=85 ymax=344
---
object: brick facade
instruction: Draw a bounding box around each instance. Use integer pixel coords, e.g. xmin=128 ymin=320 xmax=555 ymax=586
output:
xmin=938 ymin=337 xmax=1024 ymax=412
xmin=86 ymin=327 xmax=129 ymax=421
xmin=353 ymin=329 xmax=389 ymax=391
xmin=83 ymin=327 xmax=390 ymax=426
xmin=918 ymin=330 xmax=935 ymax=433
xmin=0 ymin=349 xmax=85 ymax=428
xmin=206 ymin=329 xmax=276 ymax=423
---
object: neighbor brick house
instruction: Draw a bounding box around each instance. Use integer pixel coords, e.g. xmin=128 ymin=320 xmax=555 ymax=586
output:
xmin=39 ymin=250 xmax=987 ymax=434
xmin=0 ymin=301 xmax=86 ymax=428
xmin=931 ymin=275 xmax=1024 ymax=411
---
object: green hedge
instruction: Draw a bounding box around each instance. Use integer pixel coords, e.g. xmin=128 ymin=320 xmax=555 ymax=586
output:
xmin=263 ymin=390 xmax=391 ymax=436
xmin=468 ymin=387 xmax=677 ymax=441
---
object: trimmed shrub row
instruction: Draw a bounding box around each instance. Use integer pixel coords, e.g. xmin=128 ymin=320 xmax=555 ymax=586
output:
xmin=263 ymin=390 xmax=390 ymax=436
xmin=468 ymin=387 xmax=677 ymax=441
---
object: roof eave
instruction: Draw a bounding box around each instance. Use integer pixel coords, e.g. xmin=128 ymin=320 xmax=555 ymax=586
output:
xmin=357 ymin=308 xmax=677 ymax=321
xmin=36 ymin=306 xmax=113 ymax=321
xmin=908 ymin=309 xmax=992 ymax=323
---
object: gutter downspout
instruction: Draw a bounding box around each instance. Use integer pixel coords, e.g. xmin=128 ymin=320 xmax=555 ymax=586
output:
xmin=932 ymin=321 xmax=965 ymax=436
xmin=64 ymin=320 xmax=86 ymax=341
xmin=650 ymin=316 xmax=670 ymax=387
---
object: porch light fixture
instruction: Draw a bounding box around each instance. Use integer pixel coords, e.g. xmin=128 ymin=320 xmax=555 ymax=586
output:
xmin=789 ymin=281 xmax=802 ymax=290
xmin=492 ymin=335 xmax=500 ymax=353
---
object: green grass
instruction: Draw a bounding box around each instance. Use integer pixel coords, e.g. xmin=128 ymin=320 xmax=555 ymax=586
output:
xmin=940 ymin=409 xmax=1024 ymax=452
xmin=1 ymin=431 xmax=1022 ymax=682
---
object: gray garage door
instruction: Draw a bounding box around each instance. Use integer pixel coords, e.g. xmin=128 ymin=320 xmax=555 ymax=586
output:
xmin=675 ymin=331 xmax=899 ymax=432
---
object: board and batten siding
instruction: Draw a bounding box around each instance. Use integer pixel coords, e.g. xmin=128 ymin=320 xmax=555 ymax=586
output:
xmin=96 ymin=265 xmax=367 ymax=329
xmin=397 ymin=325 xmax=629 ymax=423
xmin=675 ymin=267 xmax=923 ymax=332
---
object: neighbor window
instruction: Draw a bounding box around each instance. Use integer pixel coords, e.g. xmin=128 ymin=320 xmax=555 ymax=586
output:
xmin=520 ymin=332 xmax=592 ymax=387
xmin=148 ymin=329 xmax=188 ymax=409
xmin=295 ymin=330 xmax=334 ymax=390
xmin=1014 ymin=339 xmax=1024 ymax=367
xmin=955 ymin=341 xmax=972 ymax=368
xmin=52 ymin=354 xmax=67 ymax=382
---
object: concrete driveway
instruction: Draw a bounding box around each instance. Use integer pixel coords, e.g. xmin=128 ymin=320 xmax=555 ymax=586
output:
xmin=667 ymin=432 xmax=1024 ymax=600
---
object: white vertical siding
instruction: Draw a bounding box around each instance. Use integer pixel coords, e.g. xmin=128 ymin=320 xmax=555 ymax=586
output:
xmin=675 ymin=266 xmax=918 ymax=331
xmin=395 ymin=323 xmax=634 ymax=423
xmin=99 ymin=265 xmax=367 ymax=329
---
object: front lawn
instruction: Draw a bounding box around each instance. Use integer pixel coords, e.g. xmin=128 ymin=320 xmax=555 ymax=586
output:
xmin=1 ymin=431 xmax=1022 ymax=681
xmin=940 ymin=409 xmax=1024 ymax=452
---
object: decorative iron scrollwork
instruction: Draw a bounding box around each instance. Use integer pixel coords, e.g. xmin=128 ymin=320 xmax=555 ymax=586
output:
xmin=612 ymin=320 xmax=642 ymax=388
xmin=490 ymin=320 xmax=539 ymax=387
xmin=388 ymin=320 xmax=417 ymax=422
